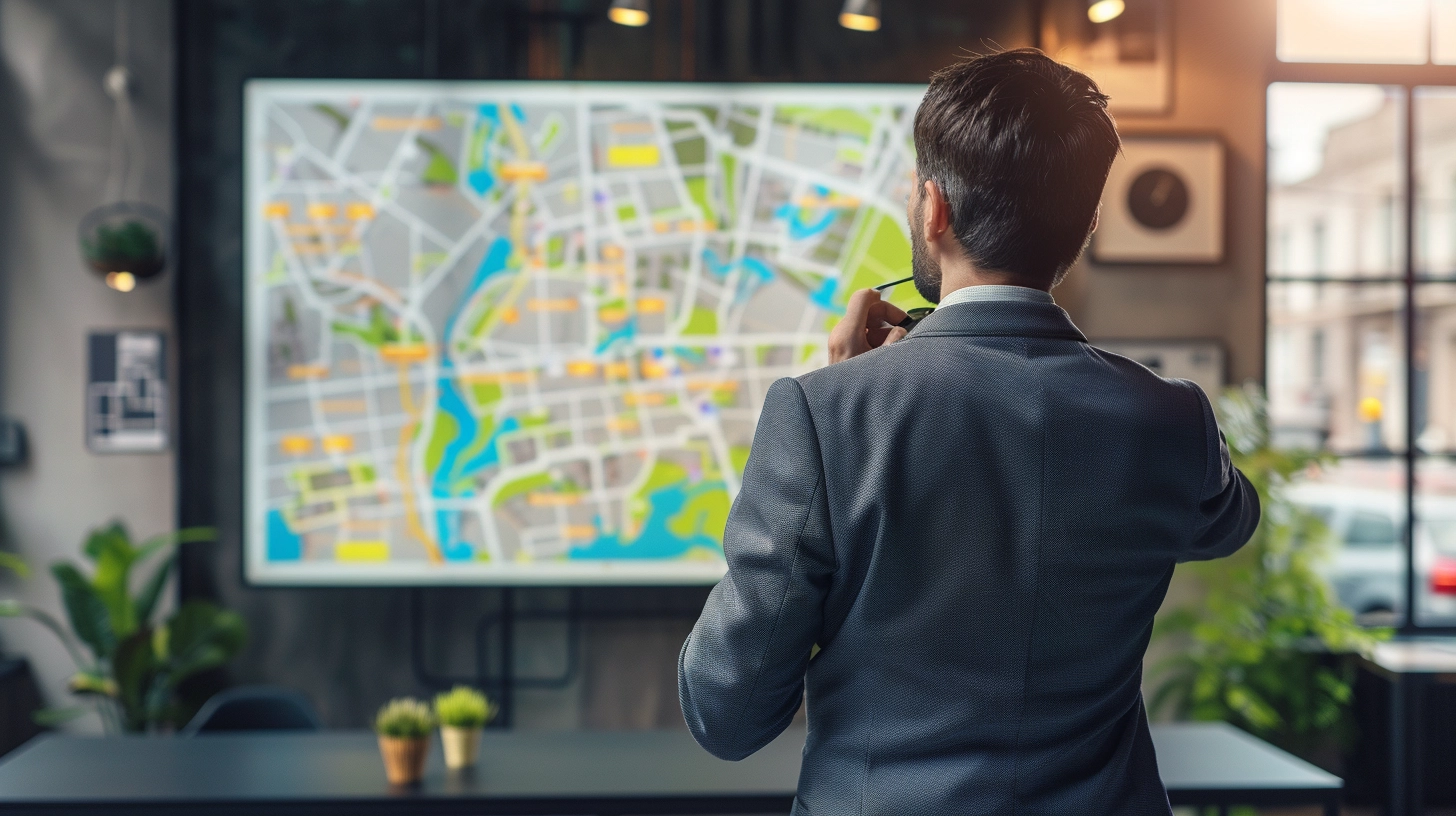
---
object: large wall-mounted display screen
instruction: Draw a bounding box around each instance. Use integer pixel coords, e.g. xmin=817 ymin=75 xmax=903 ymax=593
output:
xmin=245 ymin=80 xmax=928 ymax=585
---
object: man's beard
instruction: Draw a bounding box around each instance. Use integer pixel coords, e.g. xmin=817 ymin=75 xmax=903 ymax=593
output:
xmin=910 ymin=195 xmax=943 ymax=304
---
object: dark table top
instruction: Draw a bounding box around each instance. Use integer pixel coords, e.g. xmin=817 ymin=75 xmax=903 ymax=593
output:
xmin=0 ymin=722 xmax=1340 ymax=815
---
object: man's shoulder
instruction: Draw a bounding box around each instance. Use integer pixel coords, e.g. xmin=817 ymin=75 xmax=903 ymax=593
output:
xmin=1082 ymin=344 xmax=1214 ymax=404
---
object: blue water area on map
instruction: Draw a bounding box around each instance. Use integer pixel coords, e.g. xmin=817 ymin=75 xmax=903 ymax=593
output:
xmin=432 ymin=381 xmax=523 ymax=496
xmin=468 ymin=105 xmax=500 ymax=196
xmin=595 ymin=318 xmax=637 ymax=354
xmin=266 ymin=509 xmax=302 ymax=561
xmin=429 ymin=375 xmax=525 ymax=560
xmin=568 ymin=480 xmax=726 ymax=560
xmin=810 ymin=278 xmax=845 ymax=314
xmin=443 ymin=237 xmax=513 ymax=349
xmin=510 ymin=103 xmax=526 ymax=123
xmin=703 ymin=249 xmax=774 ymax=303
xmin=775 ymin=194 xmax=839 ymax=241
xmin=468 ymin=169 xmax=495 ymax=196
xmin=433 ymin=511 xmax=472 ymax=561
xmin=703 ymin=248 xmax=774 ymax=283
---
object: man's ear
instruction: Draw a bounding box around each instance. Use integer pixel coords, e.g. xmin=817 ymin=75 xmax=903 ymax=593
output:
xmin=923 ymin=178 xmax=949 ymax=240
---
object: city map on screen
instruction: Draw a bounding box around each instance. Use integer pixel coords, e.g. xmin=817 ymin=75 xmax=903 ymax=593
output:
xmin=245 ymin=81 xmax=928 ymax=585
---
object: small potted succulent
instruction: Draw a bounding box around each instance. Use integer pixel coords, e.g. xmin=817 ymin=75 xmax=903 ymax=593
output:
xmin=374 ymin=697 xmax=434 ymax=786
xmin=433 ymin=685 xmax=494 ymax=770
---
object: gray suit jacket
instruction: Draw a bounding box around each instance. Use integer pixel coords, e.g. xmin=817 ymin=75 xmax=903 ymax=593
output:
xmin=678 ymin=299 xmax=1259 ymax=815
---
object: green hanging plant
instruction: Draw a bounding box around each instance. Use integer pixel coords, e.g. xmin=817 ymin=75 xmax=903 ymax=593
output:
xmin=1149 ymin=385 xmax=1391 ymax=764
xmin=0 ymin=522 xmax=245 ymax=733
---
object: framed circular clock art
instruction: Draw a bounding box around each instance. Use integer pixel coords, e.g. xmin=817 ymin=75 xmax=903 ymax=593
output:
xmin=1092 ymin=135 xmax=1225 ymax=264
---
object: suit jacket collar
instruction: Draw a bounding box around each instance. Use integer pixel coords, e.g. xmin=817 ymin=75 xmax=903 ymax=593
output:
xmin=906 ymin=299 xmax=1088 ymax=343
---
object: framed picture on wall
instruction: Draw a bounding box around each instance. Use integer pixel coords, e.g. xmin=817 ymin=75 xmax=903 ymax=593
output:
xmin=1039 ymin=0 xmax=1173 ymax=115
xmin=1092 ymin=135 xmax=1225 ymax=264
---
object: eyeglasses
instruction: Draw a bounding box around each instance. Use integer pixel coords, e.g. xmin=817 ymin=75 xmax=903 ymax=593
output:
xmin=873 ymin=276 xmax=934 ymax=330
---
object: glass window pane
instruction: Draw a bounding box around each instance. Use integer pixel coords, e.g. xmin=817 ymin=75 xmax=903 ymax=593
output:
xmin=1268 ymin=282 xmax=1407 ymax=453
xmin=1269 ymin=84 xmax=1405 ymax=278
xmin=1415 ymin=88 xmax=1456 ymax=274
xmin=1291 ymin=458 xmax=1408 ymax=627
xmin=1278 ymin=0 xmax=1429 ymax=64
xmin=1418 ymin=457 xmax=1456 ymax=624
xmin=1417 ymin=284 xmax=1456 ymax=451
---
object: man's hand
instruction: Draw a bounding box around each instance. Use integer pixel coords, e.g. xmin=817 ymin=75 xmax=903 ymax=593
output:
xmin=828 ymin=288 xmax=909 ymax=363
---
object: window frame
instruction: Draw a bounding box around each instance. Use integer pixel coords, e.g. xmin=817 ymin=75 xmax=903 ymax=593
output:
xmin=1268 ymin=59 xmax=1456 ymax=634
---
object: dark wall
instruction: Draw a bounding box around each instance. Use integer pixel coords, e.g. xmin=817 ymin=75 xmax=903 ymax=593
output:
xmin=173 ymin=0 xmax=1034 ymax=729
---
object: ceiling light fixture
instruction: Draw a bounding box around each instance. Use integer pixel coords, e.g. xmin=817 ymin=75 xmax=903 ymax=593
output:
xmin=608 ymin=0 xmax=650 ymax=26
xmin=1087 ymin=0 xmax=1125 ymax=23
xmin=839 ymin=0 xmax=881 ymax=32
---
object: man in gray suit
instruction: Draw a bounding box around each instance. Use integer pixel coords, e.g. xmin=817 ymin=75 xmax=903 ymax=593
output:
xmin=678 ymin=49 xmax=1260 ymax=815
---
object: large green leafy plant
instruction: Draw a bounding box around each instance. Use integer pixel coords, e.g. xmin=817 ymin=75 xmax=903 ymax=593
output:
xmin=0 ymin=523 xmax=246 ymax=733
xmin=1150 ymin=386 xmax=1389 ymax=762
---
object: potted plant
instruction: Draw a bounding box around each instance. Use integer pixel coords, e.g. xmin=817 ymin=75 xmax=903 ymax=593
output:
xmin=0 ymin=522 xmax=244 ymax=733
xmin=375 ymin=697 xmax=434 ymax=785
xmin=434 ymin=685 xmax=494 ymax=770
xmin=1149 ymin=386 xmax=1390 ymax=767
xmin=78 ymin=202 xmax=169 ymax=292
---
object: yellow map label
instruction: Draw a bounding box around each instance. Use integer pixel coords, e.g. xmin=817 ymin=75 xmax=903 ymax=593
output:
xmin=566 ymin=361 xmax=599 ymax=377
xmin=461 ymin=371 xmax=535 ymax=384
xmin=636 ymin=297 xmax=667 ymax=314
xmin=624 ymin=391 xmax=667 ymax=406
xmin=321 ymin=435 xmax=354 ymax=454
xmin=373 ymin=116 xmax=441 ymax=131
xmin=288 ymin=364 xmax=330 ymax=380
xmin=345 ymin=202 xmax=376 ymax=220
xmin=380 ymin=344 xmax=430 ymax=364
xmin=500 ymin=162 xmax=548 ymax=181
xmin=607 ymin=145 xmax=661 ymax=168
xmin=280 ymin=435 xmax=314 ymax=455
xmin=306 ymin=203 xmax=339 ymax=220
xmin=335 ymin=541 xmax=390 ymax=562
xmin=263 ymin=202 xmax=291 ymax=219
xmin=528 ymin=492 xmax=581 ymax=507
xmin=527 ymin=298 xmax=579 ymax=312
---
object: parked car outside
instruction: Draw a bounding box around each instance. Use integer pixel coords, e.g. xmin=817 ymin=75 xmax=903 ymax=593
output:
xmin=1287 ymin=483 xmax=1456 ymax=626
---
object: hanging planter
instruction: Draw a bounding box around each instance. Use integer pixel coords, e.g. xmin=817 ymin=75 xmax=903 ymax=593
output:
xmin=78 ymin=201 xmax=169 ymax=292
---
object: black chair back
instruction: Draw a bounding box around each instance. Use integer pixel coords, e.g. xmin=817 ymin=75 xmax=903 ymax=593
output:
xmin=181 ymin=686 xmax=322 ymax=736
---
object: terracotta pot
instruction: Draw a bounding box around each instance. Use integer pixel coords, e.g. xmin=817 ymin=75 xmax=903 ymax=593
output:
xmin=440 ymin=725 xmax=482 ymax=769
xmin=378 ymin=735 xmax=430 ymax=785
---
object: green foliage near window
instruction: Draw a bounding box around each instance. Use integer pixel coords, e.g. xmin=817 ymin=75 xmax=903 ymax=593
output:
xmin=0 ymin=523 xmax=245 ymax=733
xmin=0 ymin=551 xmax=25 ymax=578
xmin=375 ymin=697 xmax=435 ymax=738
xmin=434 ymin=685 xmax=494 ymax=729
xmin=1149 ymin=386 xmax=1390 ymax=762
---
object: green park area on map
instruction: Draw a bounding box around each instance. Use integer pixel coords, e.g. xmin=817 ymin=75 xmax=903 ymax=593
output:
xmin=248 ymin=83 xmax=926 ymax=581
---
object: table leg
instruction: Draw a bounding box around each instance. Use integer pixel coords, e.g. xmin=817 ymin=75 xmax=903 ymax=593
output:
xmin=1389 ymin=672 xmax=1427 ymax=816
xmin=1390 ymin=673 xmax=1406 ymax=816
xmin=1408 ymin=676 xmax=1425 ymax=816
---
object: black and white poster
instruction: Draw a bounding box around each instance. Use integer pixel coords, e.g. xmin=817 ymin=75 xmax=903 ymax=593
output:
xmin=87 ymin=330 xmax=168 ymax=453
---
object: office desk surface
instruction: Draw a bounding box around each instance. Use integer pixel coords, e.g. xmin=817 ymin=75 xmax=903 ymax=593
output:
xmin=0 ymin=722 xmax=1339 ymax=815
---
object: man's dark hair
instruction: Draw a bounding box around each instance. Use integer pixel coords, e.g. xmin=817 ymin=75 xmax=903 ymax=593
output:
xmin=913 ymin=49 xmax=1120 ymax=288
